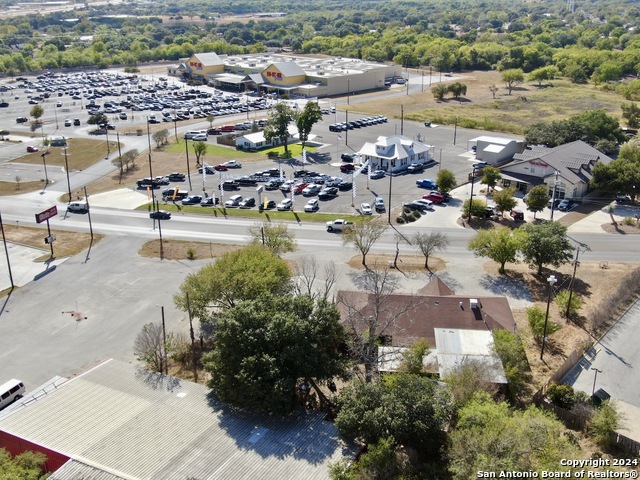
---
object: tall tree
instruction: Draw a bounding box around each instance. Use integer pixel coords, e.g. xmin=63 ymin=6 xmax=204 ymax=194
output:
xmin=295 ymin=100 xmax=322 ymax=151
xmin=524 ymin=185 xmax=550 ymax=219
xmin=294 ymin=256 xmax=339 ymax=302
xmin=152 ymin=128 xmax=169 ymax=148
xmin=192 ymin=140 xmax=207 ymax=166
xmin=247 ymin=221 xmax=297 ymax=256
xmin=174 ymin=245 xmax=291 ymax=334
xmin=342 ymin=221 xmax=387 ymax=268
xmin=501 ymin=68 xmax=524 ymax=95
xmin=30 ymin=104 xmax=44 ymax=122
xmin=338 ymin=266 xmax=418 ymax=382
xmin=492 ymin=187 xmax=517 ymax=216
xmin=204 ymin=294 xmax=348 ymax=414
xmin=436 ymin=169 xmax=457 ymax=194
xmin=0 ymin=448 xmax=49 ymax=480
xmin=448 ymin=392 xmax=579 ymax=479
xmin=481 ymin=166 xmax=502 ymax=193
xmin=468 ymin=227 xmax=523 ymax=274
xmin=520 ymin=221 xmax=573 ymax=274
xmin=335 ymin=374 xmax=452 ymax=455
xmin=413 ymin=231 xmax=449 ymax=271
xmin=264 ymin=102 xmax=295 ymax=157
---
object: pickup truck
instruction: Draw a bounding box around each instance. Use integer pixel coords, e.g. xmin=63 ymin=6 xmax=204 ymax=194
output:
xmin=326 ymin=219 xmax=354 ymax=232
xmin=162 ymin=188 xmax=188 ymax=200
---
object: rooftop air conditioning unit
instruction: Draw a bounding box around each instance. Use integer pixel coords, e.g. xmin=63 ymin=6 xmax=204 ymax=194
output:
xmin=470 ymin=299 xmax=480 ymax=309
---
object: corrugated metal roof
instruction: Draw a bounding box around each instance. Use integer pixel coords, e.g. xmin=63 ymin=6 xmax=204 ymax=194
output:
xmin=0 ymin=359 xmax=354 ymax=480
xmin=50 ymin=460 xmax=127 ymax=480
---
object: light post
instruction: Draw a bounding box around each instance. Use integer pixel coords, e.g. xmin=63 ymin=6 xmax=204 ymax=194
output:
xmin=467 ymin=164 xmax=477 ymax=220
xmin=565 ymin=246 xmax=583 ymax=319
xmin=540 ymin=274 xmax=558 ymax=360
xmin=387 ymin=162 xmax=393 ymax=224
xmin=63 ymin=148 xmax=71 ymax=202
xmin=591 ymin=367 xmax=603 ymax=396
xmin=347 ymin=78 xmax=350 ymax=105
xmin=54 ymin=104 xmax=59 ymax=129
xmin=549 ymin=172 xmax=559 ymax=220
xmin=40 ymin=151 xmax=49 ymax=187
xmin=156 ymin=304 xmax=168 ymax=375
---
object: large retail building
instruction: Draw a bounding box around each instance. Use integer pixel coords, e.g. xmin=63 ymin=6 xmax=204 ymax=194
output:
xmin=168 ymin=52 xmax=402 ymax=98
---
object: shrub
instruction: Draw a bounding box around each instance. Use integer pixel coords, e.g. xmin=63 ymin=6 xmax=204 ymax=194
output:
xmin=527 ymin=306 xmax=561 ymax=342
xmin=588 ymin=401 xmax=620 ymax=449
xmin=411 ymin=211 xmax=421 ymax=221
xmin=622 ymin=216 xmax=636 ymax=226
xmin=396 ymin=216 xmax=405 ymax=224
xmin=555 ymin=289 xmax=582 ymax=318
xmin=546 ymin=382 xmax=576 ymax=409
xmin=186 ymin=247 xmax=196 ymax=260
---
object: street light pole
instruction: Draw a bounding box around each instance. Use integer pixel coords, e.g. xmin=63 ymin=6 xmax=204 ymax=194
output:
xmin=40 ymin=152 xmax=49 ymax=187
xmin=550 ymin=171 xmax=559 ymax=221
xmin=540 ymin=274 xmax=558 ymax=360
xmin=63 ymin=148 xmax=71 ymax=202
xmin=0 ymin=212 xmax=14 ymax=289
xmin=387 ymin=165 xmax=393 ymax=224
xmin=156 ymin=304 xmax=168 ymax=375
xmin=467 ymin=165 xmax=477 ymax=220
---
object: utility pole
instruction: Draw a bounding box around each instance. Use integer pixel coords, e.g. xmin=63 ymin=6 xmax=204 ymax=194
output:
xmin=84 ymin=186 xmax=94 ymax=244
xmin=146 ymin=120 xmax=153 ymax=179
xmin=0 ymin=212 xmax=14 ymax=289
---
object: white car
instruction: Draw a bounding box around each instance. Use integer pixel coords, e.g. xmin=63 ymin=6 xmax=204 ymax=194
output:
xmin=192 ymin=134 xmax=208 ymax=141
xmin=222 ymin=160 xmax=242 ymax=169
xmin=360 ymin=203 xmax=373 ymax=215
xmin=302 ymin=184 xmax=321 ymax=196
xmin=374 ymin=197 xmax=385 ymax=212
xmin=277 ymin=198 xmax=293 ymax=211
xmin=414 ymin=199 xmax=434 ymax=210
xmin=304 ymin=199 xmax=319 ymax=212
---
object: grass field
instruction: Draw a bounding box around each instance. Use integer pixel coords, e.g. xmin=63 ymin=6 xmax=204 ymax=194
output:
xmin=16 ymin=137 xmax=118 ymax=169
xmin=163 ymin=140 xmax=316 ymax=161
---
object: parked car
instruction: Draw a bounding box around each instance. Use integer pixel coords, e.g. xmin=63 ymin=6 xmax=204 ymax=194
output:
xmin=302 ymin=184 xmax=321 ymax=196
xmin=239 ymin=197 xmax=256 ymax=208
xmin=280 ymin=180 xmax=295 ymax=192
xmin=26 ymin=146 xmax=39 ymax=152
xmin=509 ymin=209 xmax=524 ymax=221
xmin=64 ymin=119 xmax=71 ymax=127
xmin=167 ymin=172 xmax=186 ymax=181
xmin=137 ymin=178 xmax=158 ymax=188
xmin=413 ymin=199 xmax=434 ymax=210
xmin=374 ymin=197 xmax=385 ymax=212
xmin=338 ymin=181 xmax=353 ymax=191
xmin=404 ymin=201 xmax=428 ymax=212
xmin=360 ymin=203 xmax=372 ymax=215
xmin=318 ymin=187 xmax=338 ymax=199
xmin=200 ymin=197 xmax=219 ymax=206
xmin=548 ymin=198 xmax=561 ymax=209
xmin=265 ymin=179 xmax=284 ymax=190
xmin=222 ymin=160 xmax=242 ymax=169
xmin=236 ymin=176 xmax=257 ymax=186
xmin=181 ymin=195 xmax=203 ymax=205
xmin=225 ymin=195 xmax=243 ymax=207
xmin=473 ymin=161 xmax=489 ymax=169
xmin=221 ymin=181 xmax=240 ymax=191
xmin=304 ymin=199 xmax=319 ymax=212
xmin=149 ymin=210 xmax=171 ymax=220
xmin=277 ymin=198 xmax=293 ymax=211
xmin=68 ymin=201 xmax=89 ymax=213
xmin=341 ymin=153 xmax=356 ymax=162
xmin=340 ymin=164 xmax=355 ymax=173
xmin=73 ymin=118 xmax=81 ymax=126
xmin=370 ymin=170 xmax=385 ymax=179
xmin=192 ymin=134 xmax=208 ymax=141
xmin=422 ymin=192 xmax=445 ymax=204
xmin=407 ymin=163 xmax=424 ymax=173
xmin=214 ymin=164 xmax=228 ymax=171
xmin=263 ymin=200 xmax=277 ymax=210
xmin=198 ymin=166 xmax=215 ymax=174
xmin=558 ymin=199 xmax=575 ymax=211
xmin=416 ymin=178 xmax=438 ymax=189
xmin=293 ymin=182 xmax=309 ymax=195
xmin=16 ymin=117 xmax=28 ymax=123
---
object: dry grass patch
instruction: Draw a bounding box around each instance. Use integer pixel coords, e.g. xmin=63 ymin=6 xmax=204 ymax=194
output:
xmin=2 ymin=224 xmax=102 ymax=260
xmin=138 ymin=239 xmax=242 ymax=260
xmin=347 ymin=253 xmax=446 ymax=273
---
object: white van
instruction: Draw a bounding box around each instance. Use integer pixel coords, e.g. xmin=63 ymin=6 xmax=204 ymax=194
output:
xmin=183 ymin=130 xmax=207 ymax=140
xmin=0 ymin=379 xmax=25 ymax=410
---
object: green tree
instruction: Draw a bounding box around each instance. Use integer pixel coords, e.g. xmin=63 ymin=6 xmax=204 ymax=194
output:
xmin=412 ymin=231 xmax=449 ymax=271
xmin=480 ymin=166 xmax=502 ymax=193
xmin=468 ymin=227 xmax=523 ymax=274
xmin=520 ymin=221 xmax=573 ymax=274
xmin=330 ymin=437 xmax=402 ymax=480
xmin=524 ymin=185 xmax=550 ymax=219
xmin=335 ymin=374 xmax=452 ymax=455
xmin=295 ymin=100 xmax=322 ymax=151
xmin=192 ymin=140 xmax=207 ymax=166
xmin=501 ymin=68 xmax=524 ymax=95
xmin=527 ymin=306 xmax=561 ymax=342
xmin=489 ymin=84 xmax=499 ymax=98
xmin=431 ymin=84 xmax=448 ymax=101
xmin=398 ymin=338 xmax=431 ymax=375
xmin=0 ymin=448 xmax=49 ymax=480
xmin=207 ymin=114 xmax=214 ymax=128
xmin=443 ymin=359 xmax=495 ymax=410
xmin=204 ymin=294 xmax=347 ymax=414
xmin=264 ymin=102 xmax=295 ymax=158
xmin=448 ymin=392 xmax=579 ymax=478
xmin=152 ymin=128 xmax=169 ymax=148
xmin=492 ymin=187 xmax=517 ymax=215
xmin=621 ymin=102 xmax=640 ymax=129
xmin=87 ymin=112 xmax=108 ymax=125
xmin=173 ymin=245 xmax=291 ymax=333
xmin=555 ymin=289 xmax=582 ymax=318
xmin=588 ymin=401 xmax=620 ymax=449
xmin=527 ymin=65 xmax=559 ymax=86
xmin=29 ymin=104 xmax=44 ymax=121
xmin=462 ymin=198 xmax=489 ymax=219
xmin=447 ymin=82 xmax=467 ymax=99
xmin=492 ymin=329 xmax=530 ymax=400
xmin=247 ymin=221 xmax=297 ymax=255
xmin=546 ymin=382 xmax=577 ymax=409
xmin=436 ymin=169 xmax=457 ymax=194
xmin=342 ymin=221 xmax=387 ymax=268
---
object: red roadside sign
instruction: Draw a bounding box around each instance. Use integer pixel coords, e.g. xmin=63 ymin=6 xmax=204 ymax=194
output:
xmin=35 ymin=205 xmax=58 ymax=224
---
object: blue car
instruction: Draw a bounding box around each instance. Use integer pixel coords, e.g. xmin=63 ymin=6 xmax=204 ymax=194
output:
xmin=416 ymin=178 xmax=438 ymax=189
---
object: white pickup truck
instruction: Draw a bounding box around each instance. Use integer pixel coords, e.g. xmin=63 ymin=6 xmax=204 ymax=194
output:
xmin=326 ymin=219 xmax=354 ymax=232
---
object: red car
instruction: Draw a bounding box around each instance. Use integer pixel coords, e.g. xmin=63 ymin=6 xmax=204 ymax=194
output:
xmin=214 ymin=164 xmax=228 ymax=171
xmin=340 ymin=164 xmax=355 ymax=173
xmin=26 ymin=146 xmax=39 ymax=152
xmin=422 ymin=192 xmax=445 ymax=204
xmin=293 ymin=182 xmax=309 ymax=194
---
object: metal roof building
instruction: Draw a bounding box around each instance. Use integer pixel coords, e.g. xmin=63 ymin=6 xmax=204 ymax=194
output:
xmin=0 ymin=359 xmax=353 ymax=479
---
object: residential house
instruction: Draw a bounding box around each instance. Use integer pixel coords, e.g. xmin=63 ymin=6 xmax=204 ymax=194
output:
xmin=357 ymin=135 xmax=434 ymax=174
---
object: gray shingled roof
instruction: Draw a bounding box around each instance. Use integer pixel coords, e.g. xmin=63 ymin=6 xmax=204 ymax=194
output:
xmin=0 ymin=360 xmax=354 ymax=480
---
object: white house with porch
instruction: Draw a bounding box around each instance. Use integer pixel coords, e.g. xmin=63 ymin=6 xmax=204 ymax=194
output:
xmin=235 ymin=125 xmax=305 ymax=151
xmin=357 ymin=135 xmax=434 ymax=173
